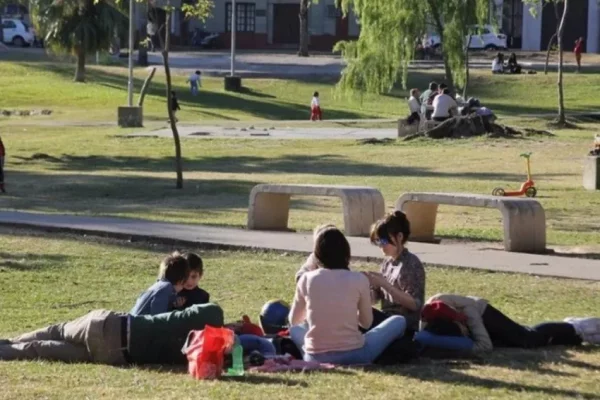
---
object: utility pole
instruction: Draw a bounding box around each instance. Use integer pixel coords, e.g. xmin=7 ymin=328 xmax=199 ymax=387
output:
xmin=230 ymin=0 xmax=236 ymax=76
xmin=127 ymin=0 xmax=135 ymax=106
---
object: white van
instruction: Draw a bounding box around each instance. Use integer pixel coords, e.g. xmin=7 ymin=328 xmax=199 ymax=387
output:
xmin=424 ymin=25 xmax=508 ymax=51
xmin=2 ymin=18 xmax=35 ymax=47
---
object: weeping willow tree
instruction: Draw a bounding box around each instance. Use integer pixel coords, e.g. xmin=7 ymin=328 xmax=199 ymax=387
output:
xmin=335 ymin=0 xmax=490 ymax=95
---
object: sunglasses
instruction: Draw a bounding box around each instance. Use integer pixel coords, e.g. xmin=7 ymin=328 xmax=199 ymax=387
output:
xmin=374 ymin=238 xmax=390 ymax=247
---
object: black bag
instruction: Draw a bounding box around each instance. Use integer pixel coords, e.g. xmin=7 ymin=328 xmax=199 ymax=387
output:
xmin=265 ymin=335 xmax=303 ymax=360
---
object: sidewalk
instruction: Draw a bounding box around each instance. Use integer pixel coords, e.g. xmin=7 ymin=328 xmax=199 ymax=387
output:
xmin=0 ymin=211 xmax=599 ymax=281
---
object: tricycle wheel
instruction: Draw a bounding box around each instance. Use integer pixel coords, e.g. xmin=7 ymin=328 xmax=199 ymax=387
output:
xmin=492 ymin=187 xmax=505 ymax=196
xmin=525 ymin=187 xmax=537 ymax=198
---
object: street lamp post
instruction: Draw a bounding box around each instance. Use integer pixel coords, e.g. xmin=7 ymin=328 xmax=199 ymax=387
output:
xmin=127 ymin=0 xmax=135 ymax=106
xmin=230 ymin=0 xmax=236 ymax=77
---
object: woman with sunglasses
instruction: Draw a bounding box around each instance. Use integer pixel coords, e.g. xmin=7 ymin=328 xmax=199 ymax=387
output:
xmin=364 ymin=211 xmax=425 ymax=334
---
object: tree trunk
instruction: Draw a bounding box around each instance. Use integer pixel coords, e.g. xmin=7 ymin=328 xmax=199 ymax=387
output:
xmin=162 ymin=13 xmax=184 ymax=189
xmin=556 ymin=0 xmax=568 ymax=125
xmin=545 ymin=33 xmax=557 ymax=75
xmin=0 ymin=16 xmax=4 ymax=43
xmin=463 ymin=34 xmax=472 ymax=99
xmin=428 ymin=1 xmax=455 ymax=92
xmin=138 ymin=67 xmax=157 ymax=106
xmin=298 ymin=0 xmax=309 ymax=57
xmin=74 ymin=46 xmax=86 ymax=82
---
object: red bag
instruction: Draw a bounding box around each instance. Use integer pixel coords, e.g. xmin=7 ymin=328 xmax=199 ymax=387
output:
xmin=182 ymin=325 xmax=235 ymax=380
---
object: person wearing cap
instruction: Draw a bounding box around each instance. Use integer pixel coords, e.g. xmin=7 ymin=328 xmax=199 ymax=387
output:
xmin=421 ymin=294 xmax=600 ymax=353
xmin=0 ymin=303 xmax=224 ymax=364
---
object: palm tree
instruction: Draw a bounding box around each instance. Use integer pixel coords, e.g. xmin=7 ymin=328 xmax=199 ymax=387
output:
xmin=31 ymin=0 xmax=127 ymax=82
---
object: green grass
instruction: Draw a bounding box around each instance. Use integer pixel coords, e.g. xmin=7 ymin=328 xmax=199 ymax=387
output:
xmin=1 ymin=52 xmax=600 ymax=248
xmin=0 ymin=51 xmax=599 ymax=123
xmin=0 ymin=123 xmax=599 ymax=247
xmin=0 ymin=229 xmax=599 ymax=400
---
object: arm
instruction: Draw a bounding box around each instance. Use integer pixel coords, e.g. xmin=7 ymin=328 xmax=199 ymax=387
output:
xmin=463 ymin=305 xmax=493 ymax=353
xmin=357 ymin=276 xmax=374 ymax=329
xmin=289 ymin=276 xmax=307 ymax=325
xmin=380 ymin=281 xmax=419 ymax=311
xmin=149 ymin=286 xmax=175 ymax=315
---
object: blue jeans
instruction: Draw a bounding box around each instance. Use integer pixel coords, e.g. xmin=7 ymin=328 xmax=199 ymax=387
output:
xmin=289 ymin=316 xmax=406 ymax=365
xmin=237 ymin=334 xmax=276 ymax=356
xmin=190 ymin=83 xmax=198 ymax=96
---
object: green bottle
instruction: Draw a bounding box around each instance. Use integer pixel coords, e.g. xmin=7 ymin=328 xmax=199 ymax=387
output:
xmin=224 ymin=337 xmax=244 ymax=377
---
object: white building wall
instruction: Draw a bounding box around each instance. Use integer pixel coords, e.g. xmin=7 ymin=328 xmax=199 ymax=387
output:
xmin=521 ymin=2 xmax=542 ymax=50
xmin=587 ymin=0 xmax=599 ymax=53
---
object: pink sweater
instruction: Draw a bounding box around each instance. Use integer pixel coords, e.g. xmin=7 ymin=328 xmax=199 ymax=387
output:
xmin=289 ymin=268 xmax=373 ymax=354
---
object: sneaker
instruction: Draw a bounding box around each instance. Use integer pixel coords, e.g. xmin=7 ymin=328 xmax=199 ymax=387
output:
xmin=564 ymin=317 xmax=600 ymax=344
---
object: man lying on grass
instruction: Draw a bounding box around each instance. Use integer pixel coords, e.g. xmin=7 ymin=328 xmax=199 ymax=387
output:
xmin=0 ymin=304 xmax=223 ymax=365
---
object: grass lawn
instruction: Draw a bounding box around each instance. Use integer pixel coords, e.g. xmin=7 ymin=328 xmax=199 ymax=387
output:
xmin=0 ymin=122 xmax=599 ymax=247
xmin=0 ymin=50 xmax=599 ymax=123
xmin=0 ymin=229 xmax=599 ymax=400
xmin=0 ymin=52 xmax=599 ymax=248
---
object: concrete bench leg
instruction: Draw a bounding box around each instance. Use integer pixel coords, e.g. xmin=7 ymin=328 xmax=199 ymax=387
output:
xmin=501 ymin=203 xmax=546 ymax=253
xmin=342 ymin=192 xmax=386 ymax=236
xmin=248 ymin=193 xmax=291 ymax=230
xmin=401 ymin=202 xmax=439 ymax=242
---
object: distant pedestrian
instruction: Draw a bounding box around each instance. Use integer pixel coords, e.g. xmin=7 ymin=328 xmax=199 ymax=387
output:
xmin=310 ymin=91 xmax=322 ymax=121
xmin=146 ymin=21 xmax=158 ymax=52
xmin=187 ymin=70 xmax=202 ymax=96
xmin=0 ymin=135 xmax=5 ymax=193
xmin=574 ymin=37 xmax=584 ymax=73
xmin=170 ymin=91 xmax=181 ymax=122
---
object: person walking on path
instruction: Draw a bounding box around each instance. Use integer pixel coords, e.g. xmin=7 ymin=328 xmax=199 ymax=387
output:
xmin=310 ymin=92 xmax=322 ymax=121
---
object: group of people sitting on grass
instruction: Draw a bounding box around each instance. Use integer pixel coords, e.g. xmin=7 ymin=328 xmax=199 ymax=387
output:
xmin=1 ymin=210 xmax=600 ymax=369
xmin=492 ymin=52 xmax=522 ymax=74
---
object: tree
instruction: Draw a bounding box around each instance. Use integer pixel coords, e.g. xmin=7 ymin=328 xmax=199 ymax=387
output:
xmin=334 ymin=0 xmax=489 ymax=96
xmin=30 ymin=0 xmax=127 ymax=82
xmin=139 ymin=0 xmax=213 ymax=189
xmin=298 ymin=0 xmax=310 ymax=57
xmin=525 ymin=0 xmax=568 ymax=126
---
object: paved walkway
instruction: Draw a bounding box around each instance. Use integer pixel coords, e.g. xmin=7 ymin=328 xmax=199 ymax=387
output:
xmin=0 ymin=211 xmax=599 ymax=281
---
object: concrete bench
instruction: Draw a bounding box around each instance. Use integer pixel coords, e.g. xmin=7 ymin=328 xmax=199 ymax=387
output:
xmin=248 ymin=184 xmax=386 ymax=237
xmin=395 ymin=192 xmax=546 ymax=253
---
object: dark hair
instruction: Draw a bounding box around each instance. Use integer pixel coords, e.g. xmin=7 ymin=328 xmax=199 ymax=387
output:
xmin=442 ymin=88 xmax=450 ymax=95
xmin=370 ymin=211 xmax=411 ymax=245
xmin=195 ymin=70 xmax=201 ymax=75
xmin=313 ymin=91 xmax=319 ymax=97
xmin=182 ymin=252 xmax=203 ymax=274
xmin=314 ymin=228 xmax=351 ymax=270
xmin=159 ymin=255 xmax=190 ymax=284
xmin=439 ymin=83 xmax=448 ymax=90
xmin=171 ymin=91 xmax=177 ymax=96
xmin=429 ymin=82 xmax=438 ymax=91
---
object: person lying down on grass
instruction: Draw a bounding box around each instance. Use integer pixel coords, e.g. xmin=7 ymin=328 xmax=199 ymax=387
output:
xmin=414 ymin=294 xmax=600 ymax=353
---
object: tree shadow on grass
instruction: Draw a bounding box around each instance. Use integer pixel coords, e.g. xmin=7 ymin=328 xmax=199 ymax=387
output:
xmin=0 ymin=251 xmax=70 ymax=271
xmin=375 ymin=347 xmax=600 ymax=399
xmin=11 ymin=153 xmax=576 ymax=182
xmin=21 ymin=62 xmax=377 ymax=120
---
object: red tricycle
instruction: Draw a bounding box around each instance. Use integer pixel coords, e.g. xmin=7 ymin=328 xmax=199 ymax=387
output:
xmin=492 ymin=153 xmax=537 ymax=198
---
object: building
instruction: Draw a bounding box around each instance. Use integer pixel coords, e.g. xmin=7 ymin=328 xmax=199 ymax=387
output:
xmin=187 ymin=0 xmax=359 ymax=50
xmin=504 ymin=0 xmax=598 ymax=52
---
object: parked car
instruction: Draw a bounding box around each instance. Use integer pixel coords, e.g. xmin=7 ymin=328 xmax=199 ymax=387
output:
xmin=424 ymin=25 xmax=508 ymax=51
xmin=190 ymin=29 xmax=219 ymax=49
xmin=1 ymin=17 xmax=35 ymax=47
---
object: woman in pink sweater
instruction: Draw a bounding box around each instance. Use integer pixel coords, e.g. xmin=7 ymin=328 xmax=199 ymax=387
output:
xmin=288 ymin=227 xmax=406 ymax=365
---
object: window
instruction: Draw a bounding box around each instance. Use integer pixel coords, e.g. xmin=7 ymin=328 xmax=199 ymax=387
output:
xmin=226 ymin=3 xmax=255 ymax=32
xmin=2 ymin=21 xmax=16 ymax=29
xmin=327 ymin=5 xmax=341 ymax=18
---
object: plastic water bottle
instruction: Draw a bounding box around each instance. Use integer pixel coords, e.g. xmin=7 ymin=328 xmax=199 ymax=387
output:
xmin=224 ymin=342 xmax=244 ymax=376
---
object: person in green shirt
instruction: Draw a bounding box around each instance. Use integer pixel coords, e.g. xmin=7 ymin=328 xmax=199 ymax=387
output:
xmin=0 ymin=303 xmax=224 ymax=365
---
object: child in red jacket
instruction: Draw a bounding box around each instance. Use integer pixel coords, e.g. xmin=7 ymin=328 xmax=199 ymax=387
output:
xmin=310 ymin=92 xmax=322 ymax=121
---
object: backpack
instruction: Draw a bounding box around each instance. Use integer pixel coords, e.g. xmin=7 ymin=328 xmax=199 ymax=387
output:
xmin=182 ymin=325 xmax=235 ymax=380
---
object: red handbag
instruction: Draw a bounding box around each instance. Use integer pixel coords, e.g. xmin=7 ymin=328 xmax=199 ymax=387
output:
xmin=182 ymin=325 xmax=235 ymax=380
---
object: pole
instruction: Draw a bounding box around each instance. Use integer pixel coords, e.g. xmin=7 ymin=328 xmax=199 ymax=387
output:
xmin=230 ymin=0 xmax=236 ymax=76
xmin=127 ymin=0 xmax=135 ymax=106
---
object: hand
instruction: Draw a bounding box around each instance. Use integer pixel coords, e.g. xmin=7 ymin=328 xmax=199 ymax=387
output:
xmin=174 ymin=297 xmax=186 ymax=308
xmin=363 ymin=272 xmax=389 ymax=290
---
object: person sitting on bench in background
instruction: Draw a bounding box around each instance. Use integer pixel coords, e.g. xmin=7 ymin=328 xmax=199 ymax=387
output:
xmin=406 ymin=88 xmax=421 ymax=125
xmin=432 ymin=87 xmax=458 ymax=122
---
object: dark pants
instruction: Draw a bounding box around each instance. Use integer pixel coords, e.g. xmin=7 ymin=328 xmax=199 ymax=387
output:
xmin=361 ymin=308 xmax=419 ymax=364
xmin=0 ymin=156 xmax=4 ymax=191
xmin=433 ymin=116 xmax=449 ymax=122
xmin=482 ymin=305 xmax=582 ymax=348
xmin=406 ymin=112 xmax=420 ymax=125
